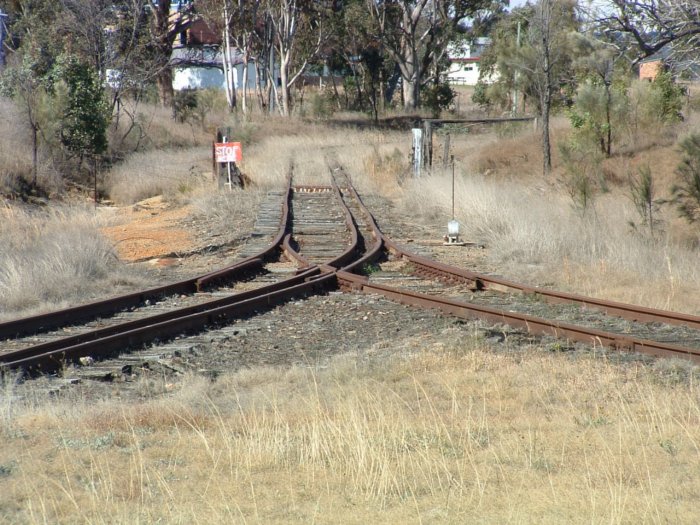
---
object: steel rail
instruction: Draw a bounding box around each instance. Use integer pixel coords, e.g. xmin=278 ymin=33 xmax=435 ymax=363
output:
xmin=385 ymin=239 xmax=700 ymax=330
xmin=0 ymin=177 xmax=294 ymax=340
xmin=337 ymin=272 xmax=700 ymax=363
xmin=331 ymin=171 xmax=384 ymax=273
xmin=0 ymin=179 xmax=358 ymax=374
xmin=0 ymin=267 xmax=321 ymax=366
xmin=283 ymin=181 xmax=361 ymax=272
xmin=3 ymin=273 xmax=338 ymax=372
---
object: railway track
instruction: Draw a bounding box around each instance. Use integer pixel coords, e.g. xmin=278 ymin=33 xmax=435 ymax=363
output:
xmin=0 ymin=172 xmax=368 ymax=375
xmin=2 ymin=167 xmax=700 ymax=380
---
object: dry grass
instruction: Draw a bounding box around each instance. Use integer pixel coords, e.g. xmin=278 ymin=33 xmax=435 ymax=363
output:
xmin=190 ymin=184 xmax=266 ymax=234
xmin=105 ymin=148 xmax=213 ymax=205
xmin=2 ymin=335 xmax=700 ymax=523
xmin=0 ymin=97 xmax=63 ymax=196
xmin=400 ymin=171 xmax=700 ymax=313
xmin=0 ymin=206 xmax=148 ymax=319
xmin=243 ymin=120 xmax=409 ymax=193
xmin=109 ymin=101 xmax=213 ymax=153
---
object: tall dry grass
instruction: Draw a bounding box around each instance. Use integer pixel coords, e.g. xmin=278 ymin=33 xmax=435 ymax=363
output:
xmin=2 ymin=335 xmax=700 ymax=523
xmin=243 ymin=120 xmax=409 ymax=193
xmin=190 ymin=184 xmax=266 ymax=235
xmin=0 ymin=206 xmax=148 ymax=318
xmin=400 ymin=170 xmax=700 ymax=313
xmin=105 ymin=148 xmax=213 ymax=205
xmin=0 ymin=97 xmax=62 ymax=196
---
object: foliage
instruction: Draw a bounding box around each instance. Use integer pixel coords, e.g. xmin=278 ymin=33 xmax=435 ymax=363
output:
xmin=629 ymin=165 xmax=662 ymax=238
xmin=471 ymin=80 xmax=491 ymax=109
xmin=558 ymin=136 xmax=604 ymax=215
xmin=567 ymin=77 xmax=629 ymax=156
xmin=671 ymin=134 xmax=700 ymax=224
xmin=648 ymin=70 xmax=685 ymax=124
xmin=58 ymin=58 xmax=109 ymax=159
xmin=477 ymin=2 xmax=579 ymax=114
xmin=173 ymin=88 xmax=199 ymax=123
xmin=421 ymin=83 xmax=456 ymax=117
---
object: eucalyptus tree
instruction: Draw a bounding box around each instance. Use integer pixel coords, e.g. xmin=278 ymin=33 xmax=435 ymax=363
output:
xmin=600 ymin=0 xmax=700 ymax=69
xmin=145 ymin=0 xmax=194 ymax=107
xmin=366 ymin=0 xmax=504 ymax=110
xmin=264 ymin=0 xmax=332 ymax=116
xmin=477 ymin=1 xmax=578 ymax=175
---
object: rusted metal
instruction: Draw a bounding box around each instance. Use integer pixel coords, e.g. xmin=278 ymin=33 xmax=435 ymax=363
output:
xmin=0 ymin=176 xmax=294 ymax=340
xmin=385 ymin=238 xmax=700 ymax=329
xmin=0 ymin=175 xmax=359 ymax=375
xmin=337 ymin=271 xmax=700 ymax=363
xmin=1 ymin=267 xmax=322 ymax=367
xmin=3 ymin=271 xmax=337 ymax=373
xmin=3 ymin=168 xmax=700 ymax=377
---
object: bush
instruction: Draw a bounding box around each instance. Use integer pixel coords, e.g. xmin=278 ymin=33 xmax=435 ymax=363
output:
xmin=671 ymin=133 xmax=700 ymax=223
xmin=471 ymin=80 xmax=491 ymax=110
xmin=649 ymin=70 xmax=685 ymax=123
xmin=422 ymin=83 xmax=456 ymax=117
xmin=558 ymin=137 xmax=604 ymax=214
xmin=173 ymin=89 xmax=199 ymax=123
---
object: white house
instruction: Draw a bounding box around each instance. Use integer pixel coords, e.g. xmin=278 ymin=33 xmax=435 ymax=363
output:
xmin=445 ymin=38 xmax=492 ymax=86
xmin=171 ymin=46 xmax=260 ymax=91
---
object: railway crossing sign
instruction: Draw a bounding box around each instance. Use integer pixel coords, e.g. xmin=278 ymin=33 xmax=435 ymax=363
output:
xmin=214 ymin=142 xmax=242 ymax=163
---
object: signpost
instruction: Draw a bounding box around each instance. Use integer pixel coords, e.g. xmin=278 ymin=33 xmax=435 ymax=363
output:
xmin=214 ymin=140 xmax=242 ymax=189
xmin=214 ymin=141 xmax=242 ymax=163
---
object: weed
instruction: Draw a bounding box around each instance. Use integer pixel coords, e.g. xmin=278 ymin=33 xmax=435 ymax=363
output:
xmin=361 ymin=262 xmax=381 ymax=275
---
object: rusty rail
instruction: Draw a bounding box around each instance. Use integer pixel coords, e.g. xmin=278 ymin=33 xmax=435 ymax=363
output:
xmin=336 ymin=272 xmax=700 ymax=363
xmin=3 ymin=169 xmax=700 ymax=375
xmin=0 ymin=176 xmax=293 ymax=340
xmin=385 ymin=238 xmax=700 ymax=331
xmin=0 ymin=176 xmax=365 ymax=374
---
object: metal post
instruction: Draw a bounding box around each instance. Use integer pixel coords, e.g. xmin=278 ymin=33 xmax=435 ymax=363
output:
xmin=451 ymin=155 xmax=455 ymax=220
xmin=412 ymin=128 xmax=422 ymax=178
xmin=443 ymin=133 xmax=451 ymax=168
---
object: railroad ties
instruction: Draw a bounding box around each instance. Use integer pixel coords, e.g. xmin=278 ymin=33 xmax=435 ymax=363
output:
xmin=290 ymin=186 xmax=350 ymax=266
xmin=2 ymin=169 xmax=700 ymax=383
xmin=0 ymin=178 xmax=363 ymax=378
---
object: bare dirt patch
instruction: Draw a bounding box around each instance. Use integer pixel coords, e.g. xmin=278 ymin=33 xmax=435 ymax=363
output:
xmin=100 ymin=196 xmax=195 ymax=263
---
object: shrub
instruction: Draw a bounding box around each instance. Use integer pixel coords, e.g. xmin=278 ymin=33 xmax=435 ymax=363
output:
xmin=671 ymin=133 xmax=700 ymax=223
xmin=649 ymin=70 xmax=685 ymax=123
xmin=422 ymin=83 xmax=456 ymax=117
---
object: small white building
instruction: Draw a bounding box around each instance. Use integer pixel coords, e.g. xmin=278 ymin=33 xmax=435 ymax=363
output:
xmin=445 ymin=38 xmax=492 ymax=86
xmin=171 ymin=47 xmax=260 ymax=91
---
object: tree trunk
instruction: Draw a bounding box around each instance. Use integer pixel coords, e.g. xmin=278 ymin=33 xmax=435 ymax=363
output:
xmin=605 ymin=81 xmax=612 ymax=157
xmin=401 ymin=53 xmax=421 ymax=110
xmin=156 ymin=67 xmax=174 ymax=109
xmin=242 ymin=51 xmax=249 ymax=114
xmin=280 ymin=53 xmax=290 ymax=116
xmin=540 ymin=9 xmax=552 ymax=176
xmin=31 ymin=123 xmax=38 ymax=186
xmin=541 ymin=87 xmax=551 ymax=176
